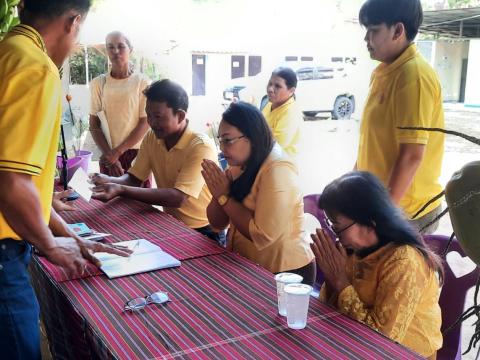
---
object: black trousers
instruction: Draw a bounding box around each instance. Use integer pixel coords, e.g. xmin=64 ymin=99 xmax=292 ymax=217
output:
xmin=195 ymin=225 xmax=226 ymax=247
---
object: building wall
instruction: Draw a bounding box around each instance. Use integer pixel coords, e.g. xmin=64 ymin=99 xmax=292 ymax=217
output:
xmin=433 ymin=40 xmax=469 ymax=102
xmin=465 ymin=39 xmax=480 ymax=107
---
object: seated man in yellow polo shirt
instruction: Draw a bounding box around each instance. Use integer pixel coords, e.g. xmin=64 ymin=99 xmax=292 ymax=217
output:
xmin=356 ymin=0 xmax=444 ymax=234
xmin=91 ymin=79 xmax=220 ymax=241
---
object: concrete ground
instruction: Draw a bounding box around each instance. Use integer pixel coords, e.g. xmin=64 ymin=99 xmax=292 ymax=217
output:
xmin=296 ymin=104 xmax=480 ymax=359
xmin=70 ymin=103 xmax=480 ymax=358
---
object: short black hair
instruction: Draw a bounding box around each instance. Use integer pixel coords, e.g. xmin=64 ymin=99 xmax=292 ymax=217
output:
xmin=271 ymin=67 xmax=297 ymax=89
xmin=22 ymin=0 xmax=92 ymax=19
xmin=359 ymin=0 xmax=423 ymax=42
xmin=222 ymin=102 xmax=274 ymax=202
xmin=143 ymin=79 xmax=189 ymax=113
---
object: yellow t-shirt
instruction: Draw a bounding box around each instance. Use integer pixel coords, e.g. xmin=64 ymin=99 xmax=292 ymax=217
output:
xmin=227 ymin=145 xmax=314 ymax=273
xmin=90 ymin=73 xmax=150 ymax=149
xmin=128 ymin=124 xmax=217 ymax=229
xmin=262 ymin=97 xmax=302 ymax=158
xmin=357 ymin=44 xmax=444 ymax=217
xmin=320 ymin=243 xmax=442 ymax=358
xmin=0 ymin=25 xmax=62 ymax=240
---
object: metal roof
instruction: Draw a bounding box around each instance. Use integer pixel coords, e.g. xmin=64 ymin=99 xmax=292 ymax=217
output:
xmin=420 ymin=7 xmax=480 ymax=38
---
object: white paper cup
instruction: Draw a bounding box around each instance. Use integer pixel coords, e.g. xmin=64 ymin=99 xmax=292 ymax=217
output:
xmin=284 ymin=283 xmax=313 ymax=329
xmin=274 ymin=273 xmax=303 ymax=316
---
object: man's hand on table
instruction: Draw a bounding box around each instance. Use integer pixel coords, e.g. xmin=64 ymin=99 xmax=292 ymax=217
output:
xmin=75 ymin=237 xmax=133 ymax=267
xmin=52 ymin=189 xmax=76 ymax=212
xmin=42 ymin=237 xmax=133 ymax=276
xmin=91 ymin=183 xmax=123 ymax=202
xmin=42 ymin=237 xmax=90 ymax=276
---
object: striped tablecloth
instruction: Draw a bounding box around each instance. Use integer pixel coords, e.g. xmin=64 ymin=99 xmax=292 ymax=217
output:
xmin=39 ymin=196 xmax=225 ymax=282
xmin=31 ymin=197 xmax=422 ymax=359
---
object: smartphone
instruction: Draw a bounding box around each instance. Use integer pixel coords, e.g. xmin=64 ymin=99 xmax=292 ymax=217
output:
xmin=64 ymin=192 xmax=80 ymax=201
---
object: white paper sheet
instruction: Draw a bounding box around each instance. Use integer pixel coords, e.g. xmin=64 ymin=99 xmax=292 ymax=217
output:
xmin=68 ymin=168 xmax=92 ymax=201
xmin=95 ymin=239 xmax=181 ymax=279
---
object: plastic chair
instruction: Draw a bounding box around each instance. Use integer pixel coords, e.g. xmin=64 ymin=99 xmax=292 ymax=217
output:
xmin=424 ymin=234 xmax=480 ymax=360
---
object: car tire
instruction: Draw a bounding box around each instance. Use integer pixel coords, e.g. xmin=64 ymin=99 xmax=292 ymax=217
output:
xmin=332 ymin=95 xmax=354 ymax=120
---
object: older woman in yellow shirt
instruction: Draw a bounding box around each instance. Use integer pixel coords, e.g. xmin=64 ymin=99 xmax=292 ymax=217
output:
xmin=262 ymin=67 xmax=302 ymax=158
xmin=311 ymin=171 xmax=443 ymax=358
xmin=201 ymin=102 xmax=315 ymax=284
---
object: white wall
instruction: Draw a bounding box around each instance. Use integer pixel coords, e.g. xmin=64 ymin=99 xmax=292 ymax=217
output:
xmin=433 ymin=40 xmax=469 ymax=102
xmin=465 ymin=39 xmax=480 ymax=107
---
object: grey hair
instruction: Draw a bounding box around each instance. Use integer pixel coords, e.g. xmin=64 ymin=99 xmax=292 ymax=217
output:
xmin=105 ymin=31 xmax=133 ymax=50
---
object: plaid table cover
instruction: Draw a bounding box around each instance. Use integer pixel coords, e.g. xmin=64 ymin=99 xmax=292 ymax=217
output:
xmin=30 ymin=197 xmax=422 ymax=359
xmin=39 ymin=196 xmax=225 ymax=282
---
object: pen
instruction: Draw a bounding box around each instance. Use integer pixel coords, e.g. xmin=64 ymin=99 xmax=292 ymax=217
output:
xmin=128 ymin=240 xmax=140 ymax=262
xmin=131 ymin=240 xmax=140 ymax=252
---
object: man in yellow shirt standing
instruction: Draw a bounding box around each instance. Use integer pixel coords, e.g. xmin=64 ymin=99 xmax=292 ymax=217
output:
xmin=356 ymin=0 xmax=445 ymax=234
xmin=0 ymin=1 xmax=130 ymax=358
xmin=91 ymin=80 xmax=221 ymax=242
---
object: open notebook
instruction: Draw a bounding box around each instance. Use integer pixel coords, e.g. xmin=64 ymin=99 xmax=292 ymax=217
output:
xmin=95 ymin=239 xmax=181 ymax=279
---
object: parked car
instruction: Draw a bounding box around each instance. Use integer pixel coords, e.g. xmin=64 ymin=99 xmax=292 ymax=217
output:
xmin=222 ymin=63 xmax=356 ymax=119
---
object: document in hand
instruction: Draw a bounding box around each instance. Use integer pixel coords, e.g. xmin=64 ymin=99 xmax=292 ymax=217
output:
xmin=68 ymin=168 xmax=92 ymax=201
xmin=95 ymin=239 xmax=181 ymax=279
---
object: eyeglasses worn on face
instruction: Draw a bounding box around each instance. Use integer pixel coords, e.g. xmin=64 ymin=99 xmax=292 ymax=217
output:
xmin=123 ymin=291 xmax=170 ymax=312
xmin=217 ymin=135 xmax=245 ymax=147
xmin=325 ymin=217 xmax=356 ymax=237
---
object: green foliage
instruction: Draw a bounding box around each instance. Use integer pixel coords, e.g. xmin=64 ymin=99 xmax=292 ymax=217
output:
xmin=69 ymin=50 xmax=86 ymax=84
xmin=69 ymin=46 xmax=161 ymax=84
xmin=0 ymin=0 xmax=104 ymax=41
xmin=130 ymin=55 xmax=161 ymax=81
xmin=423 ymin=0 xmax=480 ymax=9
xmin=0 ymin=0 xmax=20 ymax=41
xmin=69 ymin=46 xmax=108 ymax=84
xmin=448 ymin=0 xmax=479 ymax=8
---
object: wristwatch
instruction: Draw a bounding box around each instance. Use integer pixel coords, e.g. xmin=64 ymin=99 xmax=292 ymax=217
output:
xmin=217 ymin=194 xmax=230 ymax=206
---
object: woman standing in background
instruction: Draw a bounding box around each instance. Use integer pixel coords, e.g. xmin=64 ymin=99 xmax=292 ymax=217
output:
xmin=262 ymin=67 xmax=302 ymax=159
xmin=89 ymin=31 xmax=151 ymax=182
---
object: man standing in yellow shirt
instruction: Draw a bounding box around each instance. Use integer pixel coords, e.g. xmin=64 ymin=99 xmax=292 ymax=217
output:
xmin=356 ymin=0 xmax=444 ymax=234
xmin=91 ymin=80 xmax=221 ymax=242
xmin=0 ymin=1 xmax=130 ymax=358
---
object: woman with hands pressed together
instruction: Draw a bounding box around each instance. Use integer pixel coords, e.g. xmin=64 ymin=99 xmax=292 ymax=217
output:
xmin=201 ymin=102 xmax=315 ymax=284
xmin=89 ymin=31 xmax=150 ymax=181
xmin=311 ymin=171 xmax=442 ymax=359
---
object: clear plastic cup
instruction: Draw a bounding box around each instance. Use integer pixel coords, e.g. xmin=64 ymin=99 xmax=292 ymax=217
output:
xmin=284 ymin=283 xmax=313 ymax=329
xmin=274 ymin=273 xmax=303 ymax=316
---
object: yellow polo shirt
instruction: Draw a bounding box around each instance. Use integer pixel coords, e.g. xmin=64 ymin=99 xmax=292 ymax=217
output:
xmin=0 ymin=25 xmax=62 ymax=240
xmin=227 ymin=145 xmax=314 ymax=273
xmin=262 ymin=97 xmax=302 ymax=158
xmin=128 ymin=124 xmax=217 ymax=229
xmin=357 ymin=44 xmax=444 ymax=217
